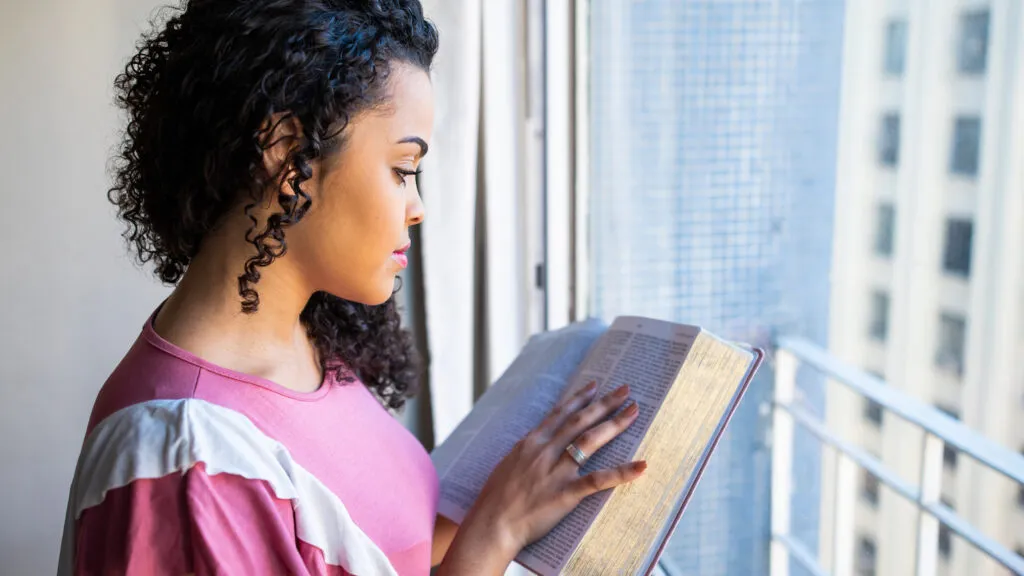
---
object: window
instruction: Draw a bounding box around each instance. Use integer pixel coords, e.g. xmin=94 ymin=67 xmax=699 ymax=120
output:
xmin=957 ymin=10 xmax=990 ymax=73
xmin=856 ymin=535 xmax=877 ymax=576
xmin=864 ymin=371 xmax=885 ymax=426
xmin=584 ymin=4 xmax=847 ymax=572
xmin=935 ymin=406 xmax=961 ymax=469
xmin=937 ymin=497 xmax=956 ymax=559
xmin=936 ymin=313 xmax=967 ymax=376
xmin=869 ymin=291 xmax=890 ymax=341
xmin=943 ymin=445 xmax=959 ymax=469
xmin=874 ymin=204 xmax=895 ymax=256
xmin=861 ymin=469 xmax=880 ymax=506
xmin=942 ymin=219 xmax=973 ymax=276
xmin=864 ymin=399 xmax=884 ymax=426
xmin=950 ymin=116 xmax=982 ymax=176
xmin=938 ymin=524 xmax=953 ymax=558
xmin=879 ymin=113 xmax=900 ymax=166
xmin=883 ymin=20 xmax=907 ymax=75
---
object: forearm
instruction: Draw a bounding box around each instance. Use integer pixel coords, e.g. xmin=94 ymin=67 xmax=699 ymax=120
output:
xmin=431 ymin=515 xmax=459 ymax=567
xmin=434 ymin=508 xmax=519 ymax=575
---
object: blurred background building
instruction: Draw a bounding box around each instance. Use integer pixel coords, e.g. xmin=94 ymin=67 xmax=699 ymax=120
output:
xmin=826 ymin=1 xmax=1024 ymax=575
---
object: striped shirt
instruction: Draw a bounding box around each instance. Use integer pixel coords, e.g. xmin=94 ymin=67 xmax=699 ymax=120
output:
xmin=58 ymin=314 xmax=439 ymax=575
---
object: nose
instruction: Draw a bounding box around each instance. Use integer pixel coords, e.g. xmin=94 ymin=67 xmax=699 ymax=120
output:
xmin=406 ymin=187 xmax=425 ymax=226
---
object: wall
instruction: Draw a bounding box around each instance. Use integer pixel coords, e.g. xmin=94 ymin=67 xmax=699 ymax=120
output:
xmin=0 ymin=1 xmax=173 ymax=573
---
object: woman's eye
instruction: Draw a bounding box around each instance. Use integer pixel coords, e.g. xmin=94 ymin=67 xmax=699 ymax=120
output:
xmin=393 ymin=168 xmax=422 ymax=186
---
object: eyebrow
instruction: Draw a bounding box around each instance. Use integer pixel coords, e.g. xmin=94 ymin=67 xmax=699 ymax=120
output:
xmin=397 ymin=136 xmax=429 ymax=158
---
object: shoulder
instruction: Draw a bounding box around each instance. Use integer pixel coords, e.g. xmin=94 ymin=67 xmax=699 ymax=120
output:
xmin=63 ymin=397 xmax=402 ymax=576
xmin=71 ymin=398 xmax=292 ymax=519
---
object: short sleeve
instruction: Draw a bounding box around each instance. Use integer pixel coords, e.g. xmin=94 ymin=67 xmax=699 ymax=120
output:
xmin=72 ymin=463 xmax=309 ymax=576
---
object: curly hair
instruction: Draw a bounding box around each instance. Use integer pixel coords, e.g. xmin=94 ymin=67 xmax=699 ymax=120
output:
xmin=108 ymin=0 xmax=438 ymax=410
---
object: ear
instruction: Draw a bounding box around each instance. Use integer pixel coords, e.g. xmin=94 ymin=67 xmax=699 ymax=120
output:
xmin=260 ymin=112 xmax=304 ymax=197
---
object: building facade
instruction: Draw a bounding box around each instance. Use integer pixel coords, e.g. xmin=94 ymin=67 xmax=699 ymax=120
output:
xmin=826 ymin=1 xmax=1024 ymax=575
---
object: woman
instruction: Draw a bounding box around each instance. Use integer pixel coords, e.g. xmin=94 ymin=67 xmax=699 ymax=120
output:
xmin=59 ymin=1 xmax=645 ymax=574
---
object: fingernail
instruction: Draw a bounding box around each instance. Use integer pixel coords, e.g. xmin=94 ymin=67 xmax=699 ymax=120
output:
xmin=633 ymin=461 xmax=647 ymax=473
xmin=584 ymin=380 xmax=598 ymax=392
xmin=623 ymin=402 xmax=639 ymax=417
xmin=613 ymin=384 xmax=630 ymax=398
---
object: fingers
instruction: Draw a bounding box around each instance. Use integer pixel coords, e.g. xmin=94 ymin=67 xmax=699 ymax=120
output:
xmin=550 ymin=384 xmax=632 ymax=450
xmin=534 ymin=380 xmax=599 ymax=437
xmin=568 ymin=461 xmax=647 ymax=499
xmin=556 ymin=400 xmax=640 ymax=472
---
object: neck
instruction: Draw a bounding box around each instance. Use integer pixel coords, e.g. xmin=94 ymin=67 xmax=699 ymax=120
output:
xmin=154 ymin=218 xmax=323 ymax=392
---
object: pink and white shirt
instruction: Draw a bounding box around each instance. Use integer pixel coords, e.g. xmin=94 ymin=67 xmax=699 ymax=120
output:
xmin=58 ymin=314 xmax=439 ymax=575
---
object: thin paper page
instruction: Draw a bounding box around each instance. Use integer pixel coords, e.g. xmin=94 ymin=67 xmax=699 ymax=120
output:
xmin=516 ymin=318 xmax=699 ymax=574
xmin=431 ymin=319 xmax=607 ymax=524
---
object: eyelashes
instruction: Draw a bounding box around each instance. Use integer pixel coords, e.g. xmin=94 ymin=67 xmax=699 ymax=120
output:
xmin=393 ymin=167 xmax=422 ymax=186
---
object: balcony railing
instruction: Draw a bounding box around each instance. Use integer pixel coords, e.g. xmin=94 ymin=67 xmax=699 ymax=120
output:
xmin=770 ymin=337 xmax=1024 ymax=576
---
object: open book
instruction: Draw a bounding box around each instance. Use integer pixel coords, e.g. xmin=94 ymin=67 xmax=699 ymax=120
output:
xmin=430 ymin=316 xmax=764 ymax=575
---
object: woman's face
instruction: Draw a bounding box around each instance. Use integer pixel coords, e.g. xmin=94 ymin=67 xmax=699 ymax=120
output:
xmin=287 ymin=62 xmax=434 ymax=306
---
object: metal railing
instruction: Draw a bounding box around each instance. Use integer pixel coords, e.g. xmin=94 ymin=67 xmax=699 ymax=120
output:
xmin=770 ymin=337 xmax=1024 ymax=576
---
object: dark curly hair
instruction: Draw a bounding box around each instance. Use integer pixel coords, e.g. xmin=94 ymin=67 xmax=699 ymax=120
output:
xmin=109 ymin=0 xmax=438 ymax=409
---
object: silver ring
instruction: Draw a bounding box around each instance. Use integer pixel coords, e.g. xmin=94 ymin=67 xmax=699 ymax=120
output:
xmin=565 ymin=442 xmax=587 ymax=467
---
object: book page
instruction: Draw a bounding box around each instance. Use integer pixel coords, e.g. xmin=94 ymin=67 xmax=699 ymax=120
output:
xmin=562 ymin=333 xmax=757 ymax=575
xmin=431 ymin=319 xmax=607 ymax=525
xmin=516 ymin=317 xmax=700 ymax=575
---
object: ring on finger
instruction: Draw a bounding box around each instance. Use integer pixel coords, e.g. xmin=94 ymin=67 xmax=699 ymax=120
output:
xmin=565 ymin=442 xmax=588 ymax=467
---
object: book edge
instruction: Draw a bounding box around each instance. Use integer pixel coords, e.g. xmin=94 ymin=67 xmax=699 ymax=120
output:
xmin=640 ymin=346 xmax=765 ymax=575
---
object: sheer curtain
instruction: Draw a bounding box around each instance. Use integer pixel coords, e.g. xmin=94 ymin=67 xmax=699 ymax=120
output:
xmin=416 ymin=0 xmax=534 ymax=448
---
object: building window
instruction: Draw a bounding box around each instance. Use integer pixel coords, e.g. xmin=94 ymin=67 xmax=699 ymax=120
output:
xmin=939 ymin=524 xmax=953 ymax=559
xmin=869 ymin=291 xmax=890 ymax=341
xmin=935 ymin=406 xmax=961 ymax=469
xmin=883 ymin=19 xmax=908 ymax=75
xmin=864 ymin=399 xmax=884 ymax=426
xmin=874 ymin=204 xmax=896 ymax=256
xmin=879 ymin=114 xmax=900 ymax=166
xmin=957 ymin=10 xmax=990 ymax=74
xmin=864 ymin=371 xmax=885 ymax=426
xmin=942 ymin=219 xmax=973 ymax=276
xmin=861 ymin=469 xmax=880 ymax=506
xmin=943 ymin=445 xmax=958 ymax=468
xmin=936 ymin=313 xmax=967 ymax=376
xmin=857 ymin=535 xmax=877 ymax=576
xmin=950 ymin=116 xmax=982 ymax=176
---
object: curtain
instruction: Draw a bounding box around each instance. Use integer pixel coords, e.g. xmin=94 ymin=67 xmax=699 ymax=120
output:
xmin=417 ymin=0 xmax=531 ymax=448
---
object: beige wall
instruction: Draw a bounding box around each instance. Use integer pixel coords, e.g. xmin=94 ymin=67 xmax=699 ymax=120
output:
xmin=0 ymin=1 xmax=169 ymax=573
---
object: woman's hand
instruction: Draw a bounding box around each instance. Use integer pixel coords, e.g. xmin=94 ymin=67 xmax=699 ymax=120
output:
xmin=437 ymin=382 xmax=646 ymax=574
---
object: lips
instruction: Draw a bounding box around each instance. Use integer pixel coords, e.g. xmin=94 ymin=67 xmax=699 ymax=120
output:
xmin=392 ymin=242 xmax=411 ymax=269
